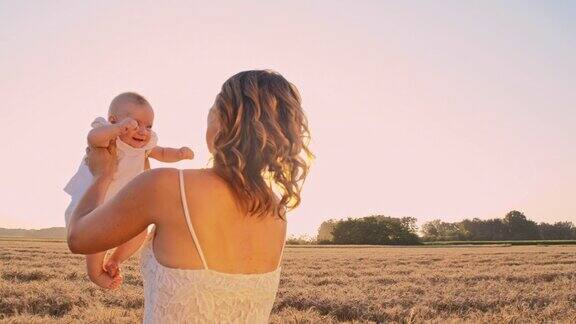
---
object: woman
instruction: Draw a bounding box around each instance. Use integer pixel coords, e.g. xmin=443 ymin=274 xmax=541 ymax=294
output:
xmin=67 ymin=70 xmax=313 ymax=323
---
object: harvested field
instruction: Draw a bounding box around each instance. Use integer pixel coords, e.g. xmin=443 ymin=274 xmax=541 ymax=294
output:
xmin=0 ymin=239 xmax=575 ymax=323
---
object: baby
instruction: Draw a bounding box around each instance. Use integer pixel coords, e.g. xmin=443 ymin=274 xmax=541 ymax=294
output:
xmin=64 ymin=92 xmax=194 ymax=289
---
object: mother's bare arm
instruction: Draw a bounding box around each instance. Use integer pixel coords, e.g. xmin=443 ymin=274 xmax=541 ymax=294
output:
xmin=67 ymin=169 xmax=175 ymax=254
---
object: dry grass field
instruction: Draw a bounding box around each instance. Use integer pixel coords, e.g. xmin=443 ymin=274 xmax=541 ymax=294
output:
xmin=1 ymin=239 xmax=575 ymax=323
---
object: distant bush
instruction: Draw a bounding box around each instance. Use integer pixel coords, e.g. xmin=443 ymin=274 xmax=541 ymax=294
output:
xmin=286 ymin=234 xmax=317 ymax=245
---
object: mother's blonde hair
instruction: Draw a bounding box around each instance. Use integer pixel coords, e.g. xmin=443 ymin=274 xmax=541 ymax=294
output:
xmin=212 ymin=70 xmax=313 ymax=220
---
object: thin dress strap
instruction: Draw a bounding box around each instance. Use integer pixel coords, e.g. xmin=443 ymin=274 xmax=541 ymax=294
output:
xmin=277 ymin=231 xmax=287 ymax=269
xmin=178 ymin=169 xmax=209 ymax=270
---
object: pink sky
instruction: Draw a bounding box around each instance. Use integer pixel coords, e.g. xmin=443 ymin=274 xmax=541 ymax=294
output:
xmin=1 ymin=1 xmax=575 ymax=236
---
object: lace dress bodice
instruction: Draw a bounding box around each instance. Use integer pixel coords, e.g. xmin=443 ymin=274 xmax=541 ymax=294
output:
xmin=140 ymin=170 xmax=284 ymax=323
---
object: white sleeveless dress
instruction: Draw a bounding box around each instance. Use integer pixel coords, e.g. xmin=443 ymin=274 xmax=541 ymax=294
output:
xmin=140 ymin=170 xmax=285 ymax=324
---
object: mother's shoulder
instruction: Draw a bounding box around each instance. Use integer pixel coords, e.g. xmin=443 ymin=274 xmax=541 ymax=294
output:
xmin=181 ymin=168 xmax=231 ymax=191
xmin=140 ymin=167 xmax=226 ymax=188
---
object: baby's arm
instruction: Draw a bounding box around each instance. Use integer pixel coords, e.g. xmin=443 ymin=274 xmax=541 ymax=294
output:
xmin=87 ymin=118 xmax=138 ymax=148
xmin=149 ymin=146 xmax=194 ymax=163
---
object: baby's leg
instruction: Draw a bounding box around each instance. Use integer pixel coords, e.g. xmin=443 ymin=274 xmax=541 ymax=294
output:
xmin=104 ymin=230 xmax=147 ymax=278
xmin=86 ymin=252 xmax=119 ymax=289
xmin=109 ymin=230 xmax=147 ymax=264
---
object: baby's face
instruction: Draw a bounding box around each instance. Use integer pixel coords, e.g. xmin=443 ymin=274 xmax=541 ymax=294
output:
xmin=111 ymin=103 xmax=155 ymax=148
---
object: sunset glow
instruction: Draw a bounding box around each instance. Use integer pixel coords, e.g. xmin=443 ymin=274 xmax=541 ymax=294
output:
xmin=1 ymin=1 xmax=575 ymax=235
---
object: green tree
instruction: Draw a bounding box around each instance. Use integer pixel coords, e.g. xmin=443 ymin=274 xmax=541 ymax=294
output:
xmin=503 ymin=210 xmax=540 ymax=240
xmin=538 ymin=221 xmax=576 ymax=240
xmin=331 ymin=215 xmax=420 ymax=245
xmin=421 ymin=220 xmax=465 ymax=241
xmin=459 ymin=217 xmax=512 ymax=241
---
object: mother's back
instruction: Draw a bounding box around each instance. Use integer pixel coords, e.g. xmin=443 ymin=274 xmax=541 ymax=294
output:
xmin=147 ymin=168 xmax=287 ymax=274
xmin=140 ymin=168 xmax=287 ymax=323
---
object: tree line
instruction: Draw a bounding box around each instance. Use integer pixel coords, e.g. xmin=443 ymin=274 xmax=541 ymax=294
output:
xmin=421 ymin=210 xmax=576 ymax=241
xmin=315 ymin=211 xmax=575 ymax=245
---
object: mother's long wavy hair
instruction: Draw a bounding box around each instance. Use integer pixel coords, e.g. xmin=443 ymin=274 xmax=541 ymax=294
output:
xmin=212 ymin=70 xmax=313 ymax=220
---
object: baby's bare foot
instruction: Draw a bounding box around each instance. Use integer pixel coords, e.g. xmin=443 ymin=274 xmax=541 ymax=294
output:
xmin=89 ymin=270 xmax=120 ymax=289
xmin=104 ymin=259 xmax=120 ymax=278
xmin=109 ymin=273 xmax=123 ymax=290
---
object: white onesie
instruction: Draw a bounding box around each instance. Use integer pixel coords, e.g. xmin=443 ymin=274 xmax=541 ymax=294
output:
xmin=64 ymin=117 xmax=158 ymax=226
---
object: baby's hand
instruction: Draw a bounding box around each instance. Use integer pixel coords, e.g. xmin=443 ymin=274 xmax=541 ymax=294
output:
xmin=117 ymin=117 xmax=138 ymax=134
xmin=179 ymin=147 xmax=194 ymax=160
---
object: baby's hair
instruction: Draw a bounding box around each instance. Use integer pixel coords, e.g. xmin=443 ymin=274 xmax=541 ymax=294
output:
xmin=108 ymin=92 xmax=151 ymax=116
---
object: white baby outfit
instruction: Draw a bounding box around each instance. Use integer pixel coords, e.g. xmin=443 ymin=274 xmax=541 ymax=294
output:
xmin=64 ymin=117 xmax=158 ymax=226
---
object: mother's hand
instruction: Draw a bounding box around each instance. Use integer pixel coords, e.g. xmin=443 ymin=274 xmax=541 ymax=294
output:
xmin=86 ymin=140 xmax=118 ymax=179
